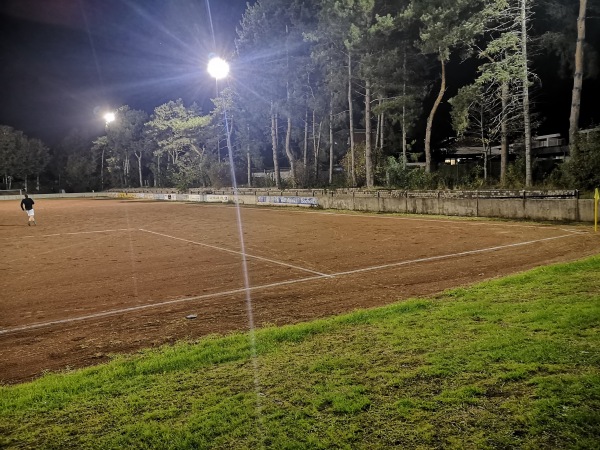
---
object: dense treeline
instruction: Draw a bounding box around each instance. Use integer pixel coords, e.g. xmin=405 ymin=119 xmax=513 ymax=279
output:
xmin=1 ymin=0 xmax=598 ymax=193
xmin=0 ymin=126 xmax=50 ymax=192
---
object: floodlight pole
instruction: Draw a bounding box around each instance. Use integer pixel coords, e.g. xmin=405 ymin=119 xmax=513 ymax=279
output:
xmin=207 ymin=57 xmax=232 ymax=166
xmin=103 ymin=112 xmax=115 ymax=191
xmin=207 ymin=56 xmax=256 ymax=354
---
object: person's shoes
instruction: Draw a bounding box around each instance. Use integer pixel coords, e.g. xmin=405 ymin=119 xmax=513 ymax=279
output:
xmin=34 ymin=221 xmax=36 ymax=225
xmin=28 ymin=222 xmax=30 ymax=226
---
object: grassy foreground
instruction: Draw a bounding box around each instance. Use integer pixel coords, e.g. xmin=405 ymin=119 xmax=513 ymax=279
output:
xmin=1 ymin=257 xmax=599 ymax=449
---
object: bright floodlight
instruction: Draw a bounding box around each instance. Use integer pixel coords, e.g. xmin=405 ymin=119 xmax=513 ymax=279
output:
xmin=207 ymin=57 xmax=230 ymax=80
xmin=104 ymin=112 xmax=115 ymax=124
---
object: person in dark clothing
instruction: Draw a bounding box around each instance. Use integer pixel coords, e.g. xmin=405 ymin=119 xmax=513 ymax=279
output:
xmin=20 ymin=194 xmax=36 ymax=226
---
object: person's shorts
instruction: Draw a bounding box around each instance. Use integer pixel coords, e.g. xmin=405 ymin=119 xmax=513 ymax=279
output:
xmin=26 ymin=209 xmax=34 ymax=217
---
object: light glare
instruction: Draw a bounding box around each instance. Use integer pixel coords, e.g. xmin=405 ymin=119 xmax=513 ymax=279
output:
xmin=207 ymin=57 xmax=230 ymax=80
xmin=104 ymin=112 xmax=115 ymax=124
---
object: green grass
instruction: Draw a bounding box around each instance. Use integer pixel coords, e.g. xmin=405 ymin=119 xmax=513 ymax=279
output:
xmin=1 ymin=256 xmax=599 ymax=449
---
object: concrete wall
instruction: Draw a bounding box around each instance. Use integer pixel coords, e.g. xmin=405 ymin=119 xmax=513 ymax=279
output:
xmin=1 ymin=189 xmax=596 ymax=224
xmin=0 ymin=192 xmax=108 ymax=201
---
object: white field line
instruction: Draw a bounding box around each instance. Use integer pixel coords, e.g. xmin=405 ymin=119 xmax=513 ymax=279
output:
xmin=139 ymin=228 xmax=330 ymax=277
xmin=0 ymin=228 xmax=135 ymax=241
xmin=222 ymin=203 xmax=586 ymax=231
xmin=559 ymin=228 xmax=590 ymax=235
xmin=332 ymin=233 xmax=577 ymax=276
xmin=0 ymin=232 xmax=580 ymax=337
xmin=0 ymin=274 xmax=327 ymax=336
xmin=293 ymin=210 xmax=559 ymax=229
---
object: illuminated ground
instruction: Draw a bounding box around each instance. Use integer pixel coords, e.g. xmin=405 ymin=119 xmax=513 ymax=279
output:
xmin=1 ymin=198 xmax=598 ymax=384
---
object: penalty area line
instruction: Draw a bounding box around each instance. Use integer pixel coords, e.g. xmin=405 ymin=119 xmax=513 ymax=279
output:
xmin=139 ymin=228 xmax=330 ymax=277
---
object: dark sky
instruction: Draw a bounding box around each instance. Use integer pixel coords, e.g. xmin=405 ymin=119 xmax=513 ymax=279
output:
xmin=0 ymin=0 xmax=251 ymax=144
xmin=0 ymin=0 xmax=598 ymax=147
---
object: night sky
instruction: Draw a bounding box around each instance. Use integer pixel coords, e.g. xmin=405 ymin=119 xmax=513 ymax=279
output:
xmin=0 ymin=0 xmax=251 ymax=144
xmin=0 ymin=0 xmax=598 ymax=147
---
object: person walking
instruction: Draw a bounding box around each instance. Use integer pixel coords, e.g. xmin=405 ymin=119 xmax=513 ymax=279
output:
xmin=20 ymin=193 xmax=36 ymax=226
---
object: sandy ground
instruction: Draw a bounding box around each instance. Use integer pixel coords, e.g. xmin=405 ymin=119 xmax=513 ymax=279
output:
xmin=1 ymin=198 xmax=598 ymax=384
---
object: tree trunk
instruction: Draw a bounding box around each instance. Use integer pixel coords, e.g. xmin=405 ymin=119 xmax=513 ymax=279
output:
xmin=271 ymin=102 xmax=281 ymax=189
xmin=402 ymin=49 xmax=408 ymax=168
xmin=348 ymin=51 xmax=356 ymax=187
xmin=312 ymin=109 xmax=322 ymax=183
xmin=378 ymin=99 xmax=384 ymax=154
xmin=500 ymin=81 xmax=509 ymax=185
xmin=136 ymin=153 xmax=143 ymax=187
xmin=425 ymin=53 xmax=446 ymax=173
xmin=569 ymin=0 xmax=587 ymax=147
xmin=329 ymin=96 xmax=334 ymax=185
xmin=247 ymin=126 xmax=252 ymax=188
xmin=375 ymin=101 xmax=381 ymax=151
xmin=285 ymin=116 xmax=296 ymax=187
xmin=283 ymin=24 xmax=295 ymax=187
xmin=304 ymin=108 xmax=309 ymax=169
xmin=365 ymin=79 xmax=373 ymax=188
xmin=155 ymin=154 xmax=160 ymax=187
xmin=521 ymin=0 xmax=533 ymax=187
xmin=480 ymin=106 xmax=488 ymax=181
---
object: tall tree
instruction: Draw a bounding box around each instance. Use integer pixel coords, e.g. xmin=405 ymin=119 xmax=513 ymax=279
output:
xmin=0 ymin=128 xmax=50 ymax=192
xmin=450 ymin=0 xmax=537 ymax=186
xmin=569 ymin=0 xmax=588 ymax=146
xmin=57 ymin=128 xmax=94 ymax=191
xmin=104 ymin=106 xmax=148 ymax=187
xmin=145 ymin=100 xmax=207 ymax=187
xmin=0 ymin=126 xmax=18 ymax=189
xmin=307 ymin=0 xmax=380 ymax=187
xmin=236 ymin=0 xmax=321 ymax=187
xmin=538 ymin=0 xmax=599 ymax=142
xmin=520 ymin=0 xmax=534 ymax=187
xmin=406 ymin=0 xmax=487 ymax=173
xmin=27 ymin=138 xmax=50 ymax=191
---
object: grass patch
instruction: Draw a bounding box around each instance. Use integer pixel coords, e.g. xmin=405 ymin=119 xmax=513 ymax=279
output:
xmin=1 ymin=256 xmax=599 ymax=449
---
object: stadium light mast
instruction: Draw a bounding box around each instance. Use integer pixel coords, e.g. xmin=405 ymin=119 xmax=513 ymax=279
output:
xmin=207 ymin=56 xmax=229 ymax=80
xmin=207 ymin=56 xmax=233 ymax=165
xmin=103 ymin=112 xmax=116 ymax=124
xmin=101 ymin=112 xmax=116 ymax=191
xmin=208 ymin=53 xmax=257 ymax=392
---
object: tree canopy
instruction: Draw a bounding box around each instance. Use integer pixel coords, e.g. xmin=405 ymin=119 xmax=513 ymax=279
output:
xmin=2 ymin=0 xmax=599 ymax=192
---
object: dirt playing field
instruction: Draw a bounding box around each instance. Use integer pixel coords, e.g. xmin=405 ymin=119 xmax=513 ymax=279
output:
xmin=1 ymin=197 xmax=599 ymax=384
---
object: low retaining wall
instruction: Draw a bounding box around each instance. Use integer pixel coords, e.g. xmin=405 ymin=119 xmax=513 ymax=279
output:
xmin=313 ymin=191 xmax=593 ymax=222
xmin=0 ymin=192 xmax=109 ymax=201
xmin=1 ymin=189 xmax=596 ymax=223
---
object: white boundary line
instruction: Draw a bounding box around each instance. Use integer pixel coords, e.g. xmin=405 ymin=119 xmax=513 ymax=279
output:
xmin=559 ymin=228 xmax=589 ymax=235
xmin=139 ymin=228 xmax=330 ymax=277
xmin=216 ymin=203 xmax=593 ymax=232
xmin=332 ymin=233 xmax=577 ymax=276
xmin=0 ymin=232 xmax=581 ymax=337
